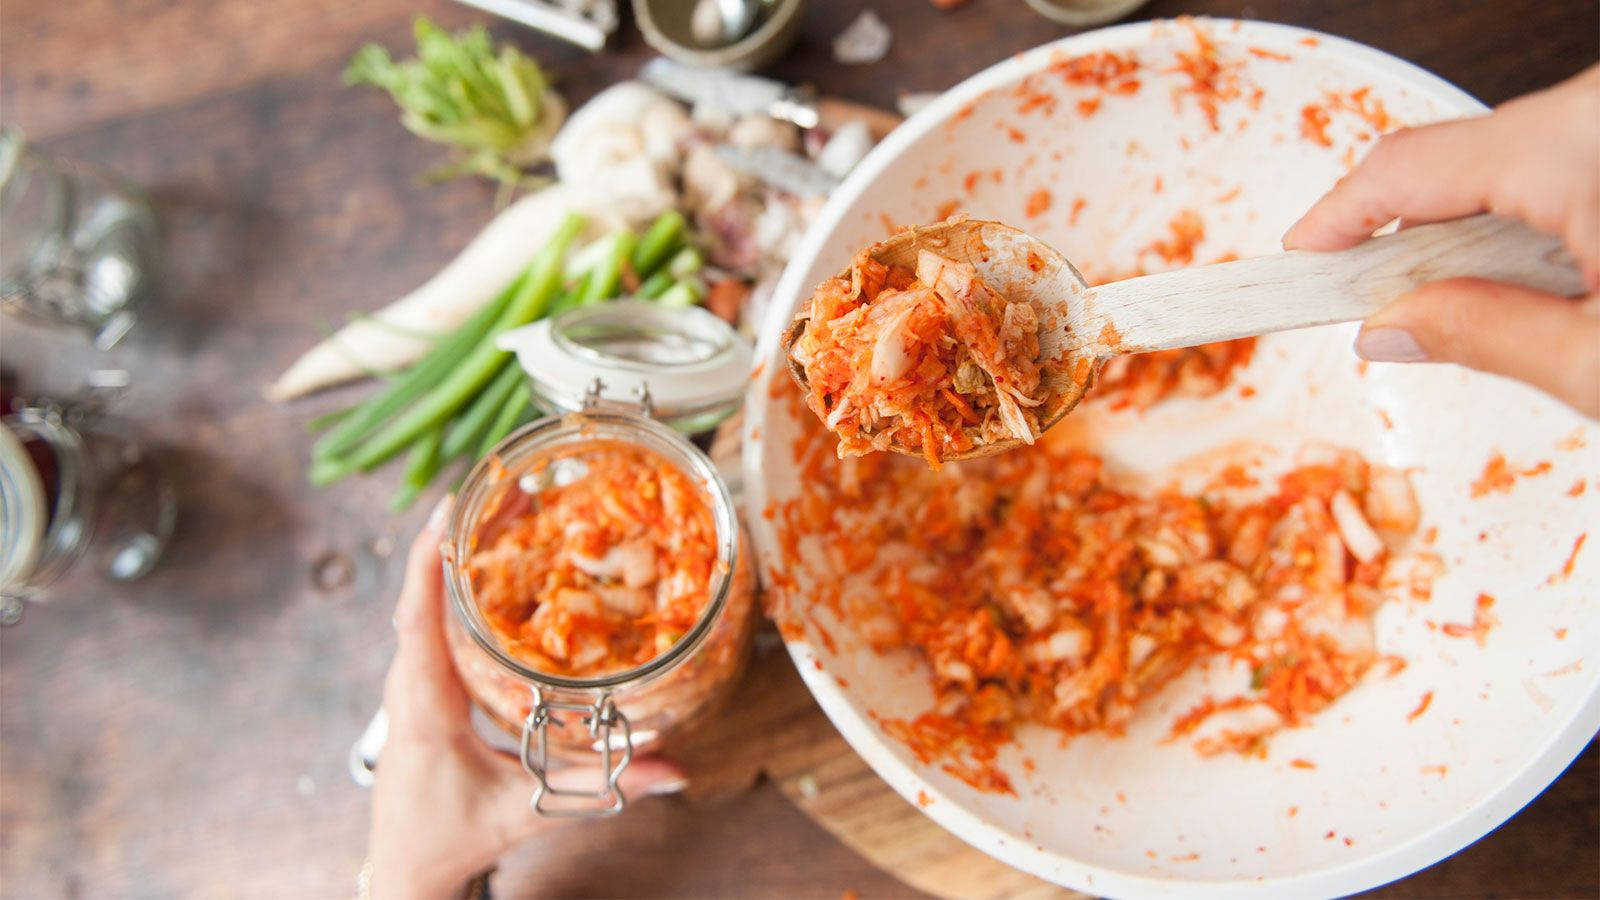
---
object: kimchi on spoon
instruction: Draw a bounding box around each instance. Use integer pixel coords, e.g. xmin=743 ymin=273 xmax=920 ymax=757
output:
xmin=782 ymin=215 xmax=1579 ymax=467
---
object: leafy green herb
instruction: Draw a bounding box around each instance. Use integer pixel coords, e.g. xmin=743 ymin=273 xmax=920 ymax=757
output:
xmin=344 ymin=17 xmax=564 ymax=200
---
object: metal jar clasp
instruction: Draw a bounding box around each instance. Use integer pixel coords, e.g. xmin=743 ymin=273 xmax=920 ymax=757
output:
xmin=519 ymin=686 xmax=633 ymax=817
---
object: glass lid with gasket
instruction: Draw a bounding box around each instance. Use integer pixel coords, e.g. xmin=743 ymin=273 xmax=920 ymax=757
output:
xmin=497 ymin=300 xmax=752 ymax=433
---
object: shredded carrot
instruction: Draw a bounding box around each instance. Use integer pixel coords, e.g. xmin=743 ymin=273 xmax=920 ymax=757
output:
xmin=1568 ymin=479 xmax=1587 ymax=497
xmin=1169 ymin=17 xmax=1249 ymax=132
xmin=1548 ymin=533 xmax=1587 ymax=584
xmin=1289 ymin=758 xmax=1316 ymax=770
xmin=934 ymin=198 xmax=962 ymax=220
xmin=1248 ymin=46 xmax=1292 ymax=61
xmin=1407 ymin=690 xmax=1434 ymax=722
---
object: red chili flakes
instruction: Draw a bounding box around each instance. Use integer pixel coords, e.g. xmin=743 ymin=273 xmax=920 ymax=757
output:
xmin=1024 ymin=188 xmax=1053 ymax=218
xmin=1547 ymin=533 xmax=1587 ymax=585
xmin=1324 ymin=830 xmax=1336 ymax=839
xmin=1470 ymin=451 xmax=1517 ymax=497
xmin=1343 ymin=837 xmax=1354 ymax=847
xmin=1069 ymin=195 xmax=1087 ymax=227
xmin=879 ymin=713 xmax=1017 ymax=796
xmin=1248 ymin=46 xmax=1292 ymax=61
xmin=1300 ymin=103 xmax=1333 ymax=147
xmin=1407 ymin=690 xmax=1434 ymax=722
xmin=1169 ymin=17 xmax=1249 ymax=132
xmin=1290 ymin=758 xmax=1316 ymax=770
xmin=1142 ymin=209 xmax=1206 ymax=265
xmin=1567 ymin=479 xmax=1587 ymax=497
xmin=1440 ymin=594 xmax=1498 ymax=646
xmin=1050 ymin=48 xmax=1142 ymax=91
xmin=934 ymin=198 xmax=962 ymax=220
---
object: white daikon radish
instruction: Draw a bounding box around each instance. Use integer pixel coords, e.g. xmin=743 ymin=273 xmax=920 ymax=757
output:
xmin=266 ymin=182 xmax=588 ymax=401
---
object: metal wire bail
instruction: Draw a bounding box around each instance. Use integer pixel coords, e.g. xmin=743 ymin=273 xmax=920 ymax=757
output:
xmin=518 ymin=686 xmax=633 ymax=817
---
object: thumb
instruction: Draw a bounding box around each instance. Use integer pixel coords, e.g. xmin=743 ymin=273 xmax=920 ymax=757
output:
xmin=1353 ymin=277 xmax=1600 ymax=418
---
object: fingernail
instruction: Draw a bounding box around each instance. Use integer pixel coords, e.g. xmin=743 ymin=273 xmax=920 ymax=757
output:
xmin=644 ymin=777 xmax=689 ymax=797
xmin=1355 ymin=327 xmax=1428 ymax=362
xmin=424 ymin=495 xmax=452 ymax=534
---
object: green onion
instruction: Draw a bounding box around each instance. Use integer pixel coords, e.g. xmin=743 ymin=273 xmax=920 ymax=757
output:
xmin=636 ymin=270 xmax=674 ymax=300
xmin=632 ymin=210 xmax=686 ymax=277
xmin=390 ymin=425 xmax=444 ymax=512
xmin=479 ymin=382 xmax=533 ymax=457
xmin=577 ymin=230 xmax=637 ymax=307
xmin=323 ymin=213 xmax=582 ymax=480
xmin=666 ymin=246 xmax=703 ymax=282
xmin=306 ymin=407 xmax=354 ymax=433
xmin=439 ymin=359 xmax=523 ymax=463
xmin=312 ymin=273 xmax=520 ymax=461
xmin=657 ymin=280 xmax=703 ymax=308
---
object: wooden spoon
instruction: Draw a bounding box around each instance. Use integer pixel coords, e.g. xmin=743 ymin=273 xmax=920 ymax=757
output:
xmin=782 ymin=214 xmax=1583 ymax=460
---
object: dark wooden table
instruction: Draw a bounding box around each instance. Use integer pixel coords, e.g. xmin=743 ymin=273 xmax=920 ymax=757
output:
xmin=2 ymin=0 xmax=1595 ymax=896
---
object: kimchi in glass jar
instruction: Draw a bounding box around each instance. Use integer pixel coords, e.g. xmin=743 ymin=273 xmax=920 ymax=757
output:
xmin=442 ymin=301 xmax=754 ymax=817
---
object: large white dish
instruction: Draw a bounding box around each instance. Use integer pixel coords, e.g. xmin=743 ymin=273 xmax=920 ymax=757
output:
xmin=741 ymin=18 xmax=1598 ymax=899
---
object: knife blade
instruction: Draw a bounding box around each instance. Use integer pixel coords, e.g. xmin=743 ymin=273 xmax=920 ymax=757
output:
xmin=641 ymin=57 xmax=820 ymax=128
xmin=715 ymin=144 xmax=840 ymax=197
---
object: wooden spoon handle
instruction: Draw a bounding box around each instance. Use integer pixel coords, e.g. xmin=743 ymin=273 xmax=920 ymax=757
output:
xmin=1086 ymin=214 xmax=1584 ymax=353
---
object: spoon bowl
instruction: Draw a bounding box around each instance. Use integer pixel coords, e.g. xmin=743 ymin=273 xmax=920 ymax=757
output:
xmin=780 ymin=218 xmax=1101 ymax=461
xmin=783 ymin=213 xmax=1581 ymax=459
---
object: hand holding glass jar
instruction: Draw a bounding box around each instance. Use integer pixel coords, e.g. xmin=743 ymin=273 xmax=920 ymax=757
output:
xmin=364 ymin=499 xmax=688 ymax=900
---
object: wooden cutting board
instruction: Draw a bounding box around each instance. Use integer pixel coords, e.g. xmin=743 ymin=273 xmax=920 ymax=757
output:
xmin=665 ymin=632 xmax=1081 ymax=900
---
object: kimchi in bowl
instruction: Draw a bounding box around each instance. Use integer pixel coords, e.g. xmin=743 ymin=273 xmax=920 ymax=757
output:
xmin=742 ymin=18 xmax=1599 ymax=898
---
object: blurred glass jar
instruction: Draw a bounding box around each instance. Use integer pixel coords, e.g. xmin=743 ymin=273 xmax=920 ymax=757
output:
xmin=0 ymin=392 xmax=177 ymax=623
xmin=441 ymin=301 xmax=757 ymax=816
xmin=0 ymin=127 xmax=158 ymax=349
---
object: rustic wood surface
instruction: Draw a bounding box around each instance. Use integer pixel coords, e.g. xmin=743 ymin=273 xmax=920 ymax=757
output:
xmin=2 ymin=0 xmax=1596 ymax=897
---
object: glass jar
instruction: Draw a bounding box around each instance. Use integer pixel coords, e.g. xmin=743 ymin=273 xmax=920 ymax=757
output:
xmin=441 ymin=300 xmax=756 ymax=816
xmin=0 ymin=394 xmax=176 ymax=623
xmin=0 ymin=128 xmax=159 ymax=350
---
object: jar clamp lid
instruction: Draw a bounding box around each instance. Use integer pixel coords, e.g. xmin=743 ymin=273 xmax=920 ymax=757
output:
xmin=497 ymin=299 xmax=752 ymax=432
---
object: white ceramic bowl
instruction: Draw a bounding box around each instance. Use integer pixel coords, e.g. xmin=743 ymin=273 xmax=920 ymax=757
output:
xmin=742 ymin=18 xmax=1598 ymax=898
